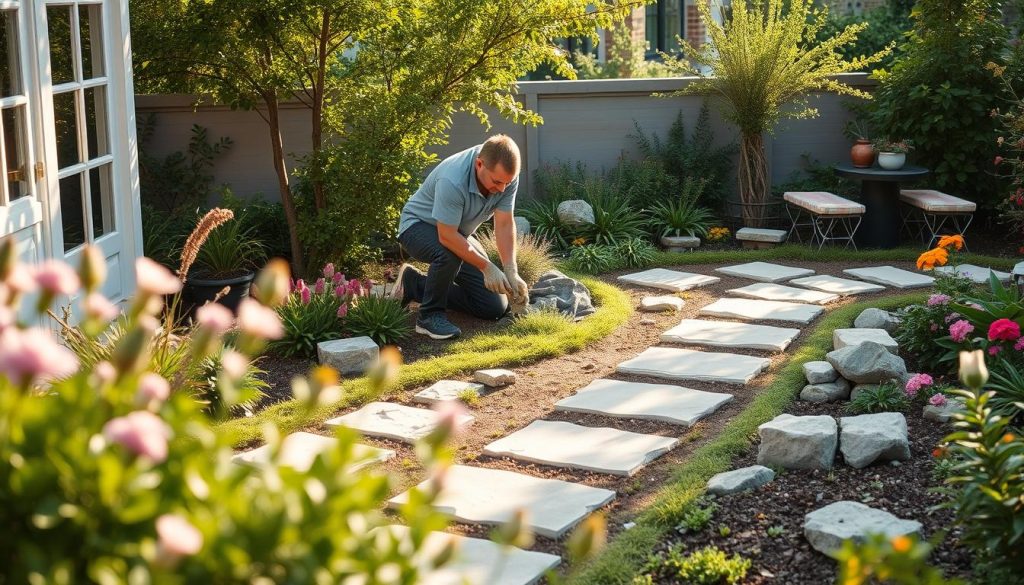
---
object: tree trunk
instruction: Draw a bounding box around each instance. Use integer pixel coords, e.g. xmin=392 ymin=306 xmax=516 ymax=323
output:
xmin=311 ymin=13 xmax=329 ymax=212
xmin=737 ymin=132 xmax=770 ymax=227
xmin=265 ymin=93 xmax=306 ymax=277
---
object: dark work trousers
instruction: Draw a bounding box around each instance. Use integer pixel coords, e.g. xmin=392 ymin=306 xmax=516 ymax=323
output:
xmin=398 ymin=221 xmax=508 ymax=320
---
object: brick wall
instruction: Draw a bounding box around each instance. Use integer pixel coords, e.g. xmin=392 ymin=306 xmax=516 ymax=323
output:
xmin=686 ymin=2 xmax=706 ymax=48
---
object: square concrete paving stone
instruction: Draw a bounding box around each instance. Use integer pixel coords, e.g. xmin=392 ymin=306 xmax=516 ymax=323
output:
xmin=413 ymin=380 xmax=487 ymax=405
xmin=232 ymin=432 xmax=395 ymax=473
xmin=661 ymin=319 xmax=801 ymax=352
xmin=617 ymin=268 xmax=720 ymax=292
xmin=934 ymin=264 xmax=1011 ymax=284
xmin=616 ymin=346 xmax=771 ymax=385
xmin=388 ymin=465 xmax=615 ymax=539
xmin=788 ymin=274 xmax=886 ymax=296
xmin=700 ymin=298 xmax=824 ymax=324
xmin=715 ymin=261 xmax=815 ymax=283
xmin=727 ymin=282 xmax=838 ymax=305
xmin=382 ymin=525 xmax=560 ymax=585
xmin=483 ymin=420 xmax=678 ymax=477
xmin=843 ymin=266 xmax=935 ymax=289
xmin=325 ymin=402 xmax=474 ymax=444
xmin=554 ymin=378 xmax=733 ymax=426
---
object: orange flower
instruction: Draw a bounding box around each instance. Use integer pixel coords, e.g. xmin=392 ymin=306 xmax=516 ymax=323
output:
xmin=937 ymin=234 xmax=965 ymax=250
xmin=916 ymin=247 xmax=949 ymax=270
xmin=891 ymin=535 xmax=912 ymax=553
xmin=1002 ymin=433 xmax=1016 ymax=443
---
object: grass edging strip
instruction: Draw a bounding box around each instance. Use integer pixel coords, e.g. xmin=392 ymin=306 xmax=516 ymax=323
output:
xmin=653 ymin=245 xmax=1016 ymax=270
xmin=218 ymin=276 xmax=633 ymax=447
xmin=568 ymin=293 xmax=924 ymax=585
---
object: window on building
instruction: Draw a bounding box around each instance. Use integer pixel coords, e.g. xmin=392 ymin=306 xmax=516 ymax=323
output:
xmin=645 ymin=0 xmax=685 ymax=58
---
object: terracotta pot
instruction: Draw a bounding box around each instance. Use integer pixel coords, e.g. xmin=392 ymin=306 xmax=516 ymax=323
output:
xmin=850 ymin=139 xmax=875 ymax=168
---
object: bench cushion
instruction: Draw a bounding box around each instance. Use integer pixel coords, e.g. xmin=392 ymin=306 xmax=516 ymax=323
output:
xmin=899 ymin=189 xmax=976 ymax=213
xmin=783 ymin=191 xmax=865 ymax=215
xmin=736 ymin=227 xmax=788 ymax=243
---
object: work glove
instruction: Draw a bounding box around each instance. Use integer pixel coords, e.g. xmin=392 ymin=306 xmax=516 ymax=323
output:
xmin=482 ymin=261 xmax=512 ymax=295
xmin=504 ymin=266 xmax=530 ymax=305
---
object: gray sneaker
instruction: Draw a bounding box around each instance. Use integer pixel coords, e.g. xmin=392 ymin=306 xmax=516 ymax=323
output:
xmin=415 ymin=313 xmax=462 ymax=340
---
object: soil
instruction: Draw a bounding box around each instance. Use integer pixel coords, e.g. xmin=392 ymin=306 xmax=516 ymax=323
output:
xmin=251 ymin=258 xmax=976 ymax=581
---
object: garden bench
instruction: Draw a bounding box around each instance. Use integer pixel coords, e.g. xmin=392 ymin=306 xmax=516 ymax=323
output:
xmin=898 ymin=189 xmax=975 ymax=250
xmin=783 ymin=191 xmax=865 ymax=250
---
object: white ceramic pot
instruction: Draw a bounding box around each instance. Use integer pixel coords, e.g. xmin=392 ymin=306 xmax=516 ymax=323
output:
xmin=877 ymin=152 xmax=906 ymax=170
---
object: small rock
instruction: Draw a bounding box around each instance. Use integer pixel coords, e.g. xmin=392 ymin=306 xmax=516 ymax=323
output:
xmin=758 ymin=414 xmax=838 ymax=470
xmin=514 ymin=216 xmax=531 ymax=235
xmin=623 ymin=522 xmax=636 ymax=530
xmin=854 ymin=308 xmax=901 ymax=333
xmin=640 ymin=295 xmax=685 ymax=312
xmin=804 ymin=501 xmax=921 ymax=558
xmin=556 ymin=200 xmax=595 ymax=226
xmin=923 ymin=397 xmax=966 ymax=423
xmin=581 ymin=363 xmax=596 ymax=371
xmin=839 ymin=413 xmax=911 ymax=469
xmin=317 ymin=336 xmax=379 ymax=375
xmin=707 ymin=465 xmax=775 ymax=495
xmin=827 ymin=342 xmax=907 ymax=384
xmin=640 ymin=317 xmax=656 ymax=325
xmin=800 ymin=379 xmax=851 ymax=403
xmin=803 ymin=361 xmax=839 ymax=384
xmin=473 ymin=369 xmax=517 ymax=387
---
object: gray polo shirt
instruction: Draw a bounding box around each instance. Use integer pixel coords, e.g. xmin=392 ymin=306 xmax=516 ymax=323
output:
xmin=398 ymin=145 xmax=518 ymax=237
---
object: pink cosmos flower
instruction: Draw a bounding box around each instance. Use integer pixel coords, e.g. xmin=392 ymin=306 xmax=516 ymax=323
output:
xmin=137 ymin=372 xmax=170 ymax=403
xmin=196 ymin=303 xmax=233 ymax=335
xmin=905 ymin=373 xmax=934 ymax=397
xmin=322 ymin=263 xmax=335 ymax=279
xmin=34 ymin=260 xmax=80 ymax=295
xmin=927 ymin=294 xmax=951 ymax=306
xmin=929 ymin=393 xmax=948 ymax=407
xmin=988 ymin=318 xmax=1021 ymax=342
xmin=0 ymin=327 xmax=79 ymax=384
xmin=236 ymin=298 xmax=283 ymax=340
xmin=949 ymin=320 xmax=974 ymax=343
xmin=102 ymin=411 xmax=171 ymax=463
xmin=300 ymin=287 xmax=311 ymax=305
xmin=155 ymin=514 xmax=203 ymax=559
xmin=337 ymin=303 xmax=349 ymax=318
xmin=220 ymin=350 xmax=248 ymax=379
xmin=989 ymin=345 xmax=1003 ymax=356
xmin=85 ymin=293 xmax=119 ymax=322
xmin=136 ymin=258 xmax=181 ymax=296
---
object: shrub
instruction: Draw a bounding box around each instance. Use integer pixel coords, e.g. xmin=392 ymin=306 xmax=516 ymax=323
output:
xmin=580 ymin=191 xmax=647 ymax=246
xmin=270 ymin=266 xmax=370 ymax=359
xmin=815 ymin=1 xmax=913 ymax=72
xmin=521 ymin=198 xmax=575 ymax=250
xmin=566 ymin=244 xmax=618 ymax=274
xmin=614 ymin=237 xmax=658 ymax=269
xmin=220 ymin=190 xmax=291 ymax=262
xmin=189 ymin=215 xmax=267 ymax=279
xmin=637 ymin=545 xmax=751 ymax=585
xmin=476 ymin=229 xmax=556 ymax=285
xmin=846 ymin=382 xmax=910 ymax=414
xmin=138 ymin=116 xmax=233 ymax=214
xmin=606 ymin=158 xmax=678 ymax=211
xmin=534 ymin=160 xmax=591 ymax=202
xmin=646 ymin=183 xmax=716 ymax=239
xmin=676 ymin=498 xmax=717 ymax=533
xmin=0 ymin=246 xmax=450 ymax=582
xmin=344 ymin=296 xmax=412 ymax=345
xmin=140 ymin=205 xmax=194 ymax=269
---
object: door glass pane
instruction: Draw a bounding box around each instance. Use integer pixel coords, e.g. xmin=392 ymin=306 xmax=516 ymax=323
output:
xmin=665 ymin=0 xmax=683 ymax=52
xmin=53 ymin=91 xmax=80 ymax=169
xmin=3 ymin=106 xmax=27 ymax=200
xmin=84 ymin=86 xmax=107 ymax=159
xmin=47 ymin=6 xmax=74 ymax=85
xmin=645 ymin=4 xmax=659 ymax=52
xmin=79 ymin=5 xmax=104 ymax=79
xmin=60 ymin=173 xmax=86 ymax=252
xmin=89 ymin=164 xmax=113 ymax=238
xmin=0 ymin=10 xmax=20 ymax=98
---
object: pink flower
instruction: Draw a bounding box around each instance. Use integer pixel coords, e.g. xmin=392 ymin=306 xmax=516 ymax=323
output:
xmin=220 ymin=350 xmax=248 ymax=379
xmin=137 ymin=372 xmax=170 ymax=403
xmin=334 ymin=284 xmax=347 ymax=298
xmin=332 ymin=272 xmax=345 ymax=286
xmin=135 ymin=258 xmax=182 ymax=296
xmin=0 ymin=327 xmax=79 ymax=384
xmin=236 ymin=298 xmax=283 ymax=340
xmin=905 ymin=373 xmax=934 ymax=397
xmin=294 ymin=279 xmax=307 ymax=293
xmin=433 ymin=400 xmax=469 ymax=439
xmin=988 ymin=318 xmax=1021 ymax=341
xmin=995 ymin=155 xmax=1004 ymax=166
xmin=989 ymin=345 xmax=1003 ymax=356
xmin=322 ymin=263 xmax=335 ymax=279
xmin=94 ymin=361 xmax=116 ymax=385
xmin=348 ymin=280 xmax=362 ymax=296
xmin=84 ymin=293 xmax=119 ymax=322
xmin=34 ymin=260 xmax=80 ymax=295
xmin=155 ymin=514 xmax=203 ymax=560
xmin=949 ymin=320 xmax=974 ymax=343
xmin=930 ymin=323 xmax=939 ymax=332
xmin=337 ymin=303 xmax=349 ymax=318
xmin=314 ymin=278 xmax=325 ymax=295
xmin=929 ymin=393 xmax=948 ymax=407
xmin=5 ymin=265 xmax=38 ymax=294
xmin=196 ymin=303 xmax=233 ymax=334
xmin=1015 ymin=337 xmax=1024 ymax=351
xmin=300 ymin=287 xmax=311 ymax=305
xmin=944 ymin=312 xmax=961 ymax=324
xmin=927 ymin=294 xmax=951 ymax=306
xmin=102 ymin=411 xmax=171 ymax=463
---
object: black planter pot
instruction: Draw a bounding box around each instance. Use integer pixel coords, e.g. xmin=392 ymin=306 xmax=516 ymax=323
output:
xmin=183 ymin=272 xmax=255 ymax=315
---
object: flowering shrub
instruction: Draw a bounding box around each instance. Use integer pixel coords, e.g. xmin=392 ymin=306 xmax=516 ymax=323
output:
xmin=706 ymin=226 xmax=731 ymax=242
xmin=0 ymin=244 xmax=450 ymax=582
xmin=270 ymin=263 xmax=371 ymax=358
xmin=904 ymin=373 xmax=933 ymax=398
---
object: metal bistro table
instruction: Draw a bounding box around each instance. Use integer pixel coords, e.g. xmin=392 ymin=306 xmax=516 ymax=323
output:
xmin=834 ymin=163 xmax=930 ymax=249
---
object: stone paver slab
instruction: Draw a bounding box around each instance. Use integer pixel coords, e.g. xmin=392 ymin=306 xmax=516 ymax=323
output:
xmin=715 ymin=262 xmax=815 ymax=282
xmin=413 ymin=380 xmax=487 ymax=405
xmin=325 ymin=402 xmax=474 ymax=444
xmin=617 ymin=268 xmax=720 ymax=292
xmin=389 ymin=465 xmax=615 ymax=539
xmin=804 ymin=501 xmax=922 ymax=558
xmin=232 ymin=432 xmax=394 ymax=472
xmin=789 ymin=275 xmax=885 ymax=296
xmin=833 ymin=328 xmax=899 ymax=353
xmin=616 ymin=347 xmax=770 ymax=385
xmin=700 ymin=298 xmax=824 ymax=324
xmin=317 ymin=336 xmax=378 ymax=375
xmin=727 ymin=282 xmax=838 ymax=305
xmin=843 ymin=266 xmax=935 ymax=289
xmin=640 ymin=295 xmax=685 ymax=312
xmin=661 ymin=319 xmax=800 ymax=352
xmin=383 ymin=525 xmax=560 ymax=585
xmin=934 ymin=264 xmax=1011 ymax=283
xmin=554 ymin=378 xmax=733 ymax=426
xmin=483 ymin=420 xmax=678 ymax=477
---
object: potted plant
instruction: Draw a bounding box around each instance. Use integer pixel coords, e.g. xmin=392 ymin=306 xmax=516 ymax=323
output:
xmin=184 ymin=215 xmax=267 ymax=313
xmin=845 ymin=121 xmax=875 ymax=168
xmin=873 ymin=138 xmax=913 ymax=170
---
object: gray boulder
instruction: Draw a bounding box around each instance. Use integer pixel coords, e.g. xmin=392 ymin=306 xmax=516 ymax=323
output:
xmin=758 ymin=414 xmax=838 ymax=470
xmin=514 ymin=216 xmax=531 ymax=235
xmin=317 ymin=336 xmax=379 ymax=375
xmin=800 ymin=378 xmax=851 ymax=403
xmin=804 ymin=501 xmax=921 ymax=558
xmin=839 ymin=413 xmax=911 ymax=468
xmin=827 ymin=341 xmax=907 ymax=384
xmin=526 ymin=270 xmax=596 ymax=320
xmin=923 ymin=397 xmax=966 ymax=423
xmin=804 ymin=361 xmax=839 ymax=384
xmin=707 ymin=465 xmax=776 ymax=496
xmin=556 ymin=200 xmax=595 ymax=226
xmin=854 ymin=308 xmax=900 ymax=333
xmin=850 ymin=384 xmax=878 ymax=401
xmin=833 ymin=328 xmax=899 ymax=354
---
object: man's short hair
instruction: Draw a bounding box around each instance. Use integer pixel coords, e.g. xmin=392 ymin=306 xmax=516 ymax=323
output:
xmin=479 ymin=134 xmax=521 ymax=175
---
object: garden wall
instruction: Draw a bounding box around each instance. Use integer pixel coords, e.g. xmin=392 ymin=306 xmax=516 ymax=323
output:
xmin=134 ymin=73 xmax=875 ymax=202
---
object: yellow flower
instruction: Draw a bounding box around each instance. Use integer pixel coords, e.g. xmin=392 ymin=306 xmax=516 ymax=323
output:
xmin=571 ymin=237 xmax=587 ymax=246
xmin=937 ymin=234 xmax=965 ymax=251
